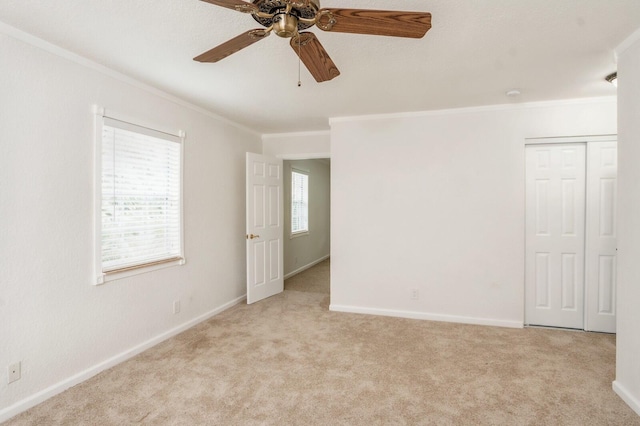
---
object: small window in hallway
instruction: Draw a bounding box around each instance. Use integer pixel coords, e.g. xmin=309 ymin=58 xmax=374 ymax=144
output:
xmin=291 ymin=169 xmax=309 ymax=235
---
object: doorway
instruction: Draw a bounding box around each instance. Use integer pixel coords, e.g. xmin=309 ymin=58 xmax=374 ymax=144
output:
xmin=245 ymin=154 xmax=331 ymax=305
xmin=525 ymin=137 xmax=617 ymax=332
xmin=282 ymin=158 xmax=331 ymax=282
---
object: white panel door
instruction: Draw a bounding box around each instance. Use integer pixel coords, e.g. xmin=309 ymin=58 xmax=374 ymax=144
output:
xmin=246 ymin=153 xmax=283 ymax=304
xmin=525 ymin=144 xmax=586 ymax=329
xmin=585 ymin=141 xmax=617 ymax=332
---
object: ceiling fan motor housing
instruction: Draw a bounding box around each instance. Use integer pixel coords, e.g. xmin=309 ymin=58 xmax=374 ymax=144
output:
xmin=251 ymin=0 xmax=320 ymax=36
xmin=273 ymin=13 xmax=299 ymax=38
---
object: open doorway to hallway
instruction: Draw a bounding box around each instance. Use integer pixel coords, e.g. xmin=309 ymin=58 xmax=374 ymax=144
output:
xmin=282 ymin=158 xmax=330 ymax=295
xmin=284 ymin=258 xmax=330 ymax=308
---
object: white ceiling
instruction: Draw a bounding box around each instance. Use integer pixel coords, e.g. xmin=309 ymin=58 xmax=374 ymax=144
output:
xmin=1 ymin=0 xmax=639 ymax=133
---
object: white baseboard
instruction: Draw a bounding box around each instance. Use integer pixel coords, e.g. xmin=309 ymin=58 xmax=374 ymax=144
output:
xmin=329 ymin=304 xmax=523 ymax=329
xmin=613 ymin=380 xmax=640 ymax=416
xmin=0 ymin=295 xmax=246 ymax=424
xmin=284 ymin=254 xmax=329 ymax=280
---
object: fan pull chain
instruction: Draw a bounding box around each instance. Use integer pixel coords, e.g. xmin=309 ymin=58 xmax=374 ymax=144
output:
xmin=297 ymin=34 xmax=302 ymax=87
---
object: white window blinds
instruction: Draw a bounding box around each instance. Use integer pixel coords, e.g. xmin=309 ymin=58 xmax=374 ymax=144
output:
xmin=291 ymin=170 xmax=309 ymax=234
xmin=101 ymin=117 xmax=182 ymax=273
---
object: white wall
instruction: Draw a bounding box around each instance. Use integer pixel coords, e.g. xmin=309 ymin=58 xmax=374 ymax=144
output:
xmin=263 ymin=131 xmax=330 ymax=159
xmin=613 ymin=31 xmax=640 ymax=416
xmin=0 ymin=31 xmax=261 ymax=420
xmin=330 ymin=100 xmax=617 ymax=327
xmin=283 ymin=159 xmax=331 ymax=277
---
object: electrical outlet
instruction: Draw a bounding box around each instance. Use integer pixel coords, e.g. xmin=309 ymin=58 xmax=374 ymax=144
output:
xmin=8 ymin=362 xmax=21 ymax=384
xmin=410 ymin=288 xmax=419 ymax=300
xmin=173 ymin=300 xmax=180 ymax=314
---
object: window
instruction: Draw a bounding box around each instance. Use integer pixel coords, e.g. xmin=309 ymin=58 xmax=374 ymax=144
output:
xmin=95 ymin=111 xmax=184 ymax=284
xmin=291 ymin=169 xmax=309 ymax=235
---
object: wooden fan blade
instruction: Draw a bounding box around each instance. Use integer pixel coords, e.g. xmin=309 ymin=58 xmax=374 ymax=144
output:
xmin=317 ymin=9 xmax=431 ymax=38
xmin=290 ymin=32 xmax=340 ymax=83
xmin=200 ymin=0 xmax=258 ymax=14
xmin=194 ymin=29 xmax=268 ymax=63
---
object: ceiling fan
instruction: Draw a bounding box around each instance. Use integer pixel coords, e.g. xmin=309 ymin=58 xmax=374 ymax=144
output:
xmin=194 ymin=0 xmax=432 ymax=83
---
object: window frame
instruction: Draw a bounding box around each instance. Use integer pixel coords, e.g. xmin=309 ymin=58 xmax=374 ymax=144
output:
xmin=93 ymin=106 xmax=185 ymax=285
xmin=290 ymin=168 xmax=309 ymax=238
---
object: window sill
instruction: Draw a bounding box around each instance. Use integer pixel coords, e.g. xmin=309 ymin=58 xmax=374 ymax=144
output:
xmin=95 ymin=257 xmax=185 ymax=285
xmin=290 ymin=231 xmax=309 ymax=239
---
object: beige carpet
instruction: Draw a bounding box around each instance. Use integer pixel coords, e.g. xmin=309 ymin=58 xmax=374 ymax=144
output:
xmin=5 ymin=259 xmax=640 ymax=425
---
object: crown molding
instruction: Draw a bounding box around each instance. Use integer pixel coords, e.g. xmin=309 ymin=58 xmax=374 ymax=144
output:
xmin=616 ymin=27 xmax=640 ymax=57
xmin=262 ymin=130 xmax=330 ymax=140
xmin=329 ymin=96 xmax=617 ymax=125
xmin=0 ymin=20 xmax=260 ymax=137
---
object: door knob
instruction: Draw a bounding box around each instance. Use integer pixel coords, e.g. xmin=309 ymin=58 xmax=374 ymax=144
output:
xmin=246 ymin=234 xmax=260 ymax=240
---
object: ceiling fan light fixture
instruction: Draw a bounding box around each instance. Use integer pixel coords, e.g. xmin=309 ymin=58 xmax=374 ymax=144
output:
xmin=273 ymin=12 xmax=299 ymax=38
xmin=605 ymin=72 xmax=617 ymax=87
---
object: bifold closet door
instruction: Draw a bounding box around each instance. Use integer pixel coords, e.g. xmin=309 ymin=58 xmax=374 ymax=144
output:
xmin=585 ymin=142 xmax=617 ymax=333
xmin=525 ymin=144 xmax=586 ymax=329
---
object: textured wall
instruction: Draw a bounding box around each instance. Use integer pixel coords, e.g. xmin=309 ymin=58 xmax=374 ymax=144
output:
xmin=262 ymin=131 xmax=330 ymax=159
xmin=614 ymin=31 xmax=640 ymax=416
xmin=0 ymin=32 xmax=261 ymax=418
xmin=330 ymin=100 xmax=617 ymax=327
